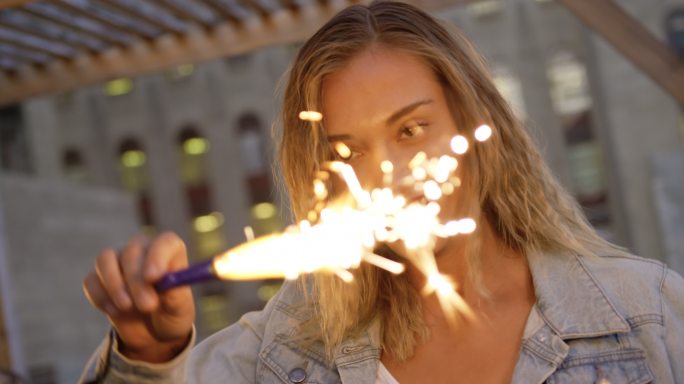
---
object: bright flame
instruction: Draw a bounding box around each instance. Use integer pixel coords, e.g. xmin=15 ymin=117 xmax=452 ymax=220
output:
xmin=203 ymin=118 xmax=493 ymax=323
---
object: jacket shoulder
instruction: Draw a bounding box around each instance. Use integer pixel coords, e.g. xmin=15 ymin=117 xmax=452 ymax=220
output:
xmin=581 ymin=253 xmax=667 ymax=320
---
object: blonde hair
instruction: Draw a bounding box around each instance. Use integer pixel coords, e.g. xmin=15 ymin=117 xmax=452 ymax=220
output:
xmin=277 ymin=1 xmax=625 ymax=362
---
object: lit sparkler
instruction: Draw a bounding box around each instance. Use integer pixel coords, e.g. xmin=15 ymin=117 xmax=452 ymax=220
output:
xmin=155 ymin=113 xmax=493 ymax=320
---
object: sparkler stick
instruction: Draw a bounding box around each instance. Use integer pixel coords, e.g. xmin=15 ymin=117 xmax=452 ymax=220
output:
xmin=154 ymin=111 xmax=493 ymax=321
xmin=155 ymin=259 xmax=215 ymax=291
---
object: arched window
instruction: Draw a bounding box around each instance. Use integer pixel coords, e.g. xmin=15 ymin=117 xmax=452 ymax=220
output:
xmin=491 ymin=64 xmax=527 ymax=121
xmin=546 ymin=52 xmax=612 ymax=235
xmin=176 ymin=125 xmax=226 ymax=260
xmin=547 ymin=51 xmax=592 ymax=117
xmin=62 ymin=148 xmax=89 ymax=183
xmin=117 ymin=137 xmax=155 ymax=235
xmin=237 ymin=113 xmax=271 ymax=204
xmin=236 ymin=112 xmax=281 ymax=237
xmin=0 ymin=104 xmax=30 ymax=173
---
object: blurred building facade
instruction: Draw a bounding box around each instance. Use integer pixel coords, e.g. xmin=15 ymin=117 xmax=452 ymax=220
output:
xmin=0 ymin=0 xmax=682 ymax=382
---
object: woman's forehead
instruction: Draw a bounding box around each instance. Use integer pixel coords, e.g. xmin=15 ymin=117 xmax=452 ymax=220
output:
xmin=320 ymin=47 xmax=444 ymax=134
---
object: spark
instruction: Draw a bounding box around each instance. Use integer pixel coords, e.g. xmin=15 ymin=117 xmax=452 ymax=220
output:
xmin=474 ymin=124 xmax=492 ymax=142
xmin=244 ymin=226 xmax=255 ymax=241
xmin=313 ymin=179 xmax=328 ymax=200
xmin=412 ymin=167 xmax=427 ymax=181
xmin=450 ymin=135 xmax=469 ymax=155
xmin=381 ymin=160 xmax=394 ymax=186
xmin=334 ymin=142 xmax=352 ymax=160
xmin=423 ymin=180 xmax=442 ymax=201
xmin=299 ymin=111 xmax=323 ymax=122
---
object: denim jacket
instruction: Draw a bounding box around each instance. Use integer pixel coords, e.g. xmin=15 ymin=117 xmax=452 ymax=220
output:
xmin=81 ymin=251 xmax=684 ymax=383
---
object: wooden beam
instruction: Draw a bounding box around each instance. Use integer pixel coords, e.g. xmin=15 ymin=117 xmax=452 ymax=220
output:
xmin=277 ymin=0 xmax=302 ymax=13
xmin=0 ymin=19 xmax=94 ymax=52
xmin=98 ymin=0 xmax=185 ymax=35
xmin=244 ymin=0 xmax=278 ymax=18
xmin=150 ymin=0 xmax=211 ymax=27
xmin=53 ymin=0 xmax=153 ymax=41
xmin=20 ymin=6 xmax=130 ymax=46
xmin=0 ymin=34 xmax=74 ymax=59
xmin=200 ymin=0 xmax=239 ymax=23
xmin=0 ymin=0 xmax=472 ymax=105
xmin=559 ymin=0 xmax=684 ymax=105
xmin=0 ymin=4 xmax=340 ymax=104
xmin=0 ymin=0 xmax=36 ymax=10
xmin=0 ymin=44 xmax=49 ymax=64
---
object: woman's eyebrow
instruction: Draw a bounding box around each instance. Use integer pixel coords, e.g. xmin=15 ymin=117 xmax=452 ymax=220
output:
xmin=326 ymin=134 xmax=353 ymax=142
xmin=386 ymin=99 xmax=433 ymax=126
xmin=325 ymin=99 xmax=433 ymax=141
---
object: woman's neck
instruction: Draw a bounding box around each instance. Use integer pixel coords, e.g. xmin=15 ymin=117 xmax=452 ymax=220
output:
xmin=406 ymin=218 xmax=535 ymax=322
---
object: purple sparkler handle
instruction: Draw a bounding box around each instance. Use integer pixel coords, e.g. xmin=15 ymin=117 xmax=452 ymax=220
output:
xmin=155 ymin=259 xmax=216 ymax=292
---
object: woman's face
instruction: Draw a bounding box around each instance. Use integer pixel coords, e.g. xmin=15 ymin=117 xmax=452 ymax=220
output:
xmin=321 ymin=46 xmax=467 ymax=255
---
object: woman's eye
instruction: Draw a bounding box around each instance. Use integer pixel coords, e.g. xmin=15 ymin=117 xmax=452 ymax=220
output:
xmin=398 ymin=123 xmax=427 ymax=140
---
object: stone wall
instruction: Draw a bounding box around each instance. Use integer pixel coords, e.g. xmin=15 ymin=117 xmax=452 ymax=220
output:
xmin=0 ymin=174 xmax=138 ymax=383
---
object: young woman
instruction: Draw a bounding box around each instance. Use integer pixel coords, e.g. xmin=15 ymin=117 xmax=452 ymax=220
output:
xmin=81 ymin=2 xmax=684 ymax=383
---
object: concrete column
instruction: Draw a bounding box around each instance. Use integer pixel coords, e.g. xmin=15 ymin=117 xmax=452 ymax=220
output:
xmin=21 ymin=98 xmax=60 ymax=180
xmin=0 ymin=176 xmax=26 ymax=378
xmin=507 ymin=0 xmax=573 ymax=189
xmin=83 ymin=91 xmax=120 ymax=188
xmin=200 ymin=62 xmax=251 ymax=249
xmin=140 ymin=78 xmax=192 ymax=241
xmin=580 ymin=28 xmax=631 ymax=249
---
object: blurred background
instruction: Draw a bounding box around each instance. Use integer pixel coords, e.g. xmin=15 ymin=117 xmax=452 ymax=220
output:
xmin=0 ymin=0 xmax=682 ymax=382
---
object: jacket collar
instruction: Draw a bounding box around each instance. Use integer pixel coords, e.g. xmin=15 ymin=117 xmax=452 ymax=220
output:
xmin=332 ymin=317 xmax=381 ymax=384
xmin=526 ymin=251 xmax=630 ymax=339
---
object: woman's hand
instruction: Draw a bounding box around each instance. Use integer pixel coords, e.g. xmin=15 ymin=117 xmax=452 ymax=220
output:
xmin=83 ymin=232 xmax=195 ymax=363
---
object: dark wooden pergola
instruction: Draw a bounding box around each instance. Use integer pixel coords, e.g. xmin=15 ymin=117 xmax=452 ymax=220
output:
xmin=0 ymin=0 xmax=682 ymax=106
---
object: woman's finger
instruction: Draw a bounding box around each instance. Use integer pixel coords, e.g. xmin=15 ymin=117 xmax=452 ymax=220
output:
xmin=95 ymin=248 xmax=132 ymax=311
xmin=83 ymin=271 xmax=119 ymax=317
xmin=143 ymin=232 xmax=189 ymax=282
xmin=120 ymin=237 xmax=158 ymax=313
